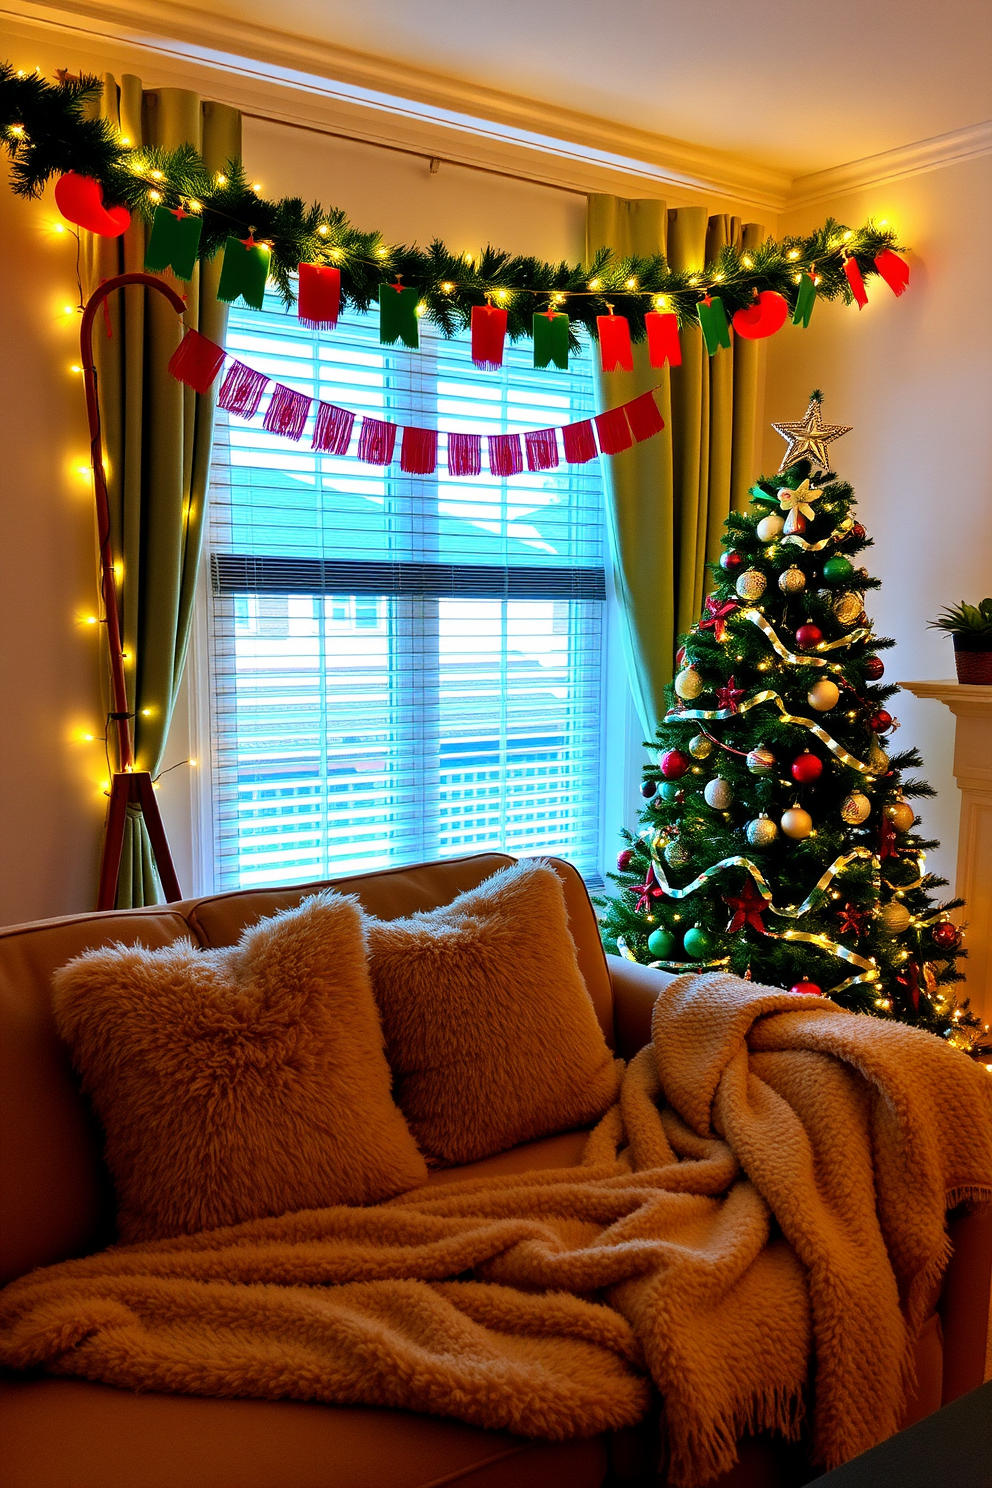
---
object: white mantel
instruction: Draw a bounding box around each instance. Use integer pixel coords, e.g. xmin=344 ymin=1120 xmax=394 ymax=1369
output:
xmin=899 ymin=681 xmax=992 ymax=1025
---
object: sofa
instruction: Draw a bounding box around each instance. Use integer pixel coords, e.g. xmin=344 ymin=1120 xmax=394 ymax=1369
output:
xmin=1 ymin=850 xmax=989 ymax=1488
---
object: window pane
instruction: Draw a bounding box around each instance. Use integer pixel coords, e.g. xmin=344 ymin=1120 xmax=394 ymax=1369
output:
xmin=208 ymin=295 xmax=607 ymax=888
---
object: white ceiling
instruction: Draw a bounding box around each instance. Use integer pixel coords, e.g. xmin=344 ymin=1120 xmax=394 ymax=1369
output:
xmin=180 ymin=0 xmax=992 ymax=176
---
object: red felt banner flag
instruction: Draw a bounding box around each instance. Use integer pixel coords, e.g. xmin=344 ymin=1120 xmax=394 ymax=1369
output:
xmin=844 ymin=257 xmax=868 ymax=309
xmin=595 ymin=406 xmax=634 ymax=455
xmin=645 ymin=311 xmax=681 ymax=368
xmin=358 ymin=417 xmax=397 ymax=466
xmin=524 ymin=428 xmax=559 ymax=472
xmin=298 ymin=263 xmax=341 ymax=327
xmin=596 ymin=315 xmax=634 ymax=372
xmin=488 ymin=433 xmax=523 ymax=477
xmin=447 ymin=433 xmax=481 ymax=477
xmin=624 ymin=391 xmax=666 ymax=443
xmin=218 ymin=361 xmax=269 ymax=418
xmin=400 ymin=426 xmax=438 ymax=475
xmin=167 ymin=329 xmax=225 ymax=393
xmin=874 ymin=250 xmax=910 ymax=297
xmin=561 ymin=420 xmax=598 ymax=464
xmin=311 ymin=402 xmax=355 ymax=455
xmin=471 ymin=305 xmax=508 ymax=369
xmin=263 ymin=384 xmax=312 ymax=441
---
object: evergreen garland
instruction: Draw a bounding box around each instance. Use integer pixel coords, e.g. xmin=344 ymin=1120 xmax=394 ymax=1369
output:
xmin=3 ymin=63 xmax=905 ymax=342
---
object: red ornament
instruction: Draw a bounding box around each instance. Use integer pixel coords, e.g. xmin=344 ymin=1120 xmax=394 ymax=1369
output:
xmin=723 ymin=878 xmax=767 ymax=934
xmin=863 ymin=657 xmax=885 ymax=680
xmin=720 ymin=551 xmax=744 ymax=573
xmin=715 ymin=676 xmax=745 ymax=712
xmin=896 ymin=961 xmax=921 ymax=1010
xmin=675 ymin=646 xmax=687 ymax=668
xmin=791 ymin=753 xmax=823 ymax=784
xmin=630 ymin=865 xmax=665 ymax=914
xmin=932 ymin=921 xmax=961 ymax=951
xmin=851 ymin=522 xmax=866 ymax=541
xmin=617 ymin=848 xmax=635 ymax=872
xmin=700 ymin=595 xmax=739 ymax=642
xmin=54 ymin=172 xmax=131 ymax=237
xmin=660 ymin=749 xmax=691 ymax=780
xmin=872 ymin=710 xmax=894 ymax=732
xmin=731 ymin=290 xmax=789 ymax=340
xmin=836 ymin=902 xmax=869 ymax=937
xmin=790 ymin=982 xmax=822 ymax=996
xmin=795 ymin=622 xmax=823 ymax=650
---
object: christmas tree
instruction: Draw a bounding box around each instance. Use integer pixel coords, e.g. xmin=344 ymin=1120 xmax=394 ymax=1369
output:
xmin=599 ymin=391 xmax=990 ymax=1060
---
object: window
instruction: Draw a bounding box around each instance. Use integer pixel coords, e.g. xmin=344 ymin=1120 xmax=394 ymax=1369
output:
xmin=206 ymin=293 xmax=608 ymax=890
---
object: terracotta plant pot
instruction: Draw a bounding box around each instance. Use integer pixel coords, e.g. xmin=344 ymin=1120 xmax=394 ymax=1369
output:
xmin=952 ymin=637 xmax=992 ymax=685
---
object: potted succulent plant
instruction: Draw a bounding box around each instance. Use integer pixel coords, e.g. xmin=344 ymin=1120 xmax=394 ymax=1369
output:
xmin=928 ymin=598 xmax=992 ymax=684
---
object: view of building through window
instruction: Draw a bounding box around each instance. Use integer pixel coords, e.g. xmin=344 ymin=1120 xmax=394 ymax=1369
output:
xmin=207 ymin=297 xmax=608 ymax=888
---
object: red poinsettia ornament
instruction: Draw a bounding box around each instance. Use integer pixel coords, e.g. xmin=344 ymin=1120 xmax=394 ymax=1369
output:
xmin=731 ymin=291 xmax=788 ymax=341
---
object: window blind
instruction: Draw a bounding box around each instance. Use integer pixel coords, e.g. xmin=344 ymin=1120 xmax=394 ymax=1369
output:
xmin=206 ymin=294 xmax=608 ymax=889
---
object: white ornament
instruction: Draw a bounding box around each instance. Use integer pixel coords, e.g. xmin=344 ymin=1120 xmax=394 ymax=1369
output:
xmin=703 ymin=777 xmax=733 ymax=810
xmin=807 ymin=679 xmax=840 ymax=711
xmin=746 ymin=747 xmax=776 ymax=776
xmin=840 ymin=792 xmax=871 ymax=825
xmin=756 ymin=512 xmax=785 ymax=542
xmin=745 ymin=813 xmax=779 ymax=847
xmin=674 ymin=667 xmax=704 ymax=700
xmin=781 ymin=805 xmax=813 ymax=840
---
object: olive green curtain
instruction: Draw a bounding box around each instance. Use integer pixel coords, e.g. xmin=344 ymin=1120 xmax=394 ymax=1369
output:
xmin=84 ymin=77 xmax=241 ymax=905
xmin=587 ymin=197 xmax=766 ymax=739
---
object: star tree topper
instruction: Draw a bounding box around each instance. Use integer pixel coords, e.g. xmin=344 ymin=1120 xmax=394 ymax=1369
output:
xmin=772 ymin=390 xmax=852 ymax=474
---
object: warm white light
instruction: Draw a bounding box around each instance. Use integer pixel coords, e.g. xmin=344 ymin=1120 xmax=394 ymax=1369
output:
xmin=787 ymin=249 xmax=801 ymax=261
xmin=317 ymin=224 xmax=329 ymax=236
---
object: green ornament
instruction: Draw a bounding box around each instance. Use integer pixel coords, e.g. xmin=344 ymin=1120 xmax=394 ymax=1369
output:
xmin=532 ymin=311 xmax=569 ymax=370
xmin=822 ymin=554 xmax=854 ymax=584
xmin=378 ymin=282 xmax=420 ymax=349
xmin=660 ymin=781 xmax=682 ymax=802
xmin=144 ymin=205 xmax=203 ymax=281
xmin=683 ymin=925 xmax=715 ymax=959
xmin=647 ymin=927 xmax=676 ymax=960
xmin=217 ymin=236 xmax=269 ymax=310
xmin=697 ymin=295 xmax=731 ymax=355
xmin=791 ymin=272 xmax=816 ymax=328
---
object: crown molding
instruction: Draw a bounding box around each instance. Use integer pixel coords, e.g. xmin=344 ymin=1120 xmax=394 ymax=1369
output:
xmin=788 ymin=121 xmax=992 ymax=209
xmin=7 ymin=0 xmax=793 ymax=212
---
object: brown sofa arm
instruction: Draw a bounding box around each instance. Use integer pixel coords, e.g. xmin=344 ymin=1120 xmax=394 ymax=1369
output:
xmin=941 ymin=1200 xmax=992 ymax=1404
xmin=607 ymin=954 xmax=677 ymax=1059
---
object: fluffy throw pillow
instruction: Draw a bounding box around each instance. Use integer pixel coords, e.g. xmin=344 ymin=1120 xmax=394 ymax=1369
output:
xmin=363 ymin=858 xmax=622 ymax=1165
xmin=52 ymin=893 xmax=428 ymax=1242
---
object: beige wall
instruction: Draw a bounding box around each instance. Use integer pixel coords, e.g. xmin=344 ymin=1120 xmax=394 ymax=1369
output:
xmin=763 ymin=154 xmax=992 ymax=910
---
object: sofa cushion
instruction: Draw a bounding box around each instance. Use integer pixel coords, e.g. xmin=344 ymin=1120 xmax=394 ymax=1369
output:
xmin=0 ymin=909 xmax=191 ymax=1284
xmin=363 ymin=859 xmax=622 ymax=1166
xmin=51 ymin=894 xmax=427 ymax=1242
xmin=0 ymin=1380 xmax=608 ymax=1488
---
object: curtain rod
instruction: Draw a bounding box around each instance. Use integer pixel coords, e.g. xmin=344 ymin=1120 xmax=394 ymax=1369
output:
xmin=240 ymin=110 xmax=590 ymax=198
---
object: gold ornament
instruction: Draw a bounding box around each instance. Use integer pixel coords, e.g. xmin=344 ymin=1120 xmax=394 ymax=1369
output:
xmin=736 ymin=568 xmax=767 ymax=601
xmin=807 ymin=678 xmax=840 ymax=711
xmin=833 ymin=592 xmax=864 ymax=625
xmin=674 ymin=666 xmax=704 ymax=700
xmin=689 ymin=733 xmax=713 ymax=759
xmin=781 ymin=805 xmax=814 ymax=839
xmin=746 ymin=747 xmax=776 ymax=775
xmin=777 ymin=479 xmax=821 ymax=535
xmin=778 ymin=565 xmax=807 ymax=595
xmin=922 ymin=962 xmax=938 ymax=994
xmin=840 ymin=792 xmax=871 ymax=825
xmin=869 ymin=739 xmax=890 ymax=774
xmin=746 ymin=813 xmax=779 ymax=847
xmin=885 ymin=800 xmax=915 ymax=833
xmin=704 ymin=777 xmax=733 ymax=810
xmin=771 ymin=395 xmax=853 ymax=474
xmin=756 ymin=512 xmax=785 ymax=542
xmin=878 ymin=902 xmax=911 ymax=935
xmin=665 ymin=838 xmax=691 ymax=868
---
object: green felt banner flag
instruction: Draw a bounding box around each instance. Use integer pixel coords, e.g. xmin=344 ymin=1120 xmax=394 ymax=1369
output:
xmin=792 ymin=273 xmax=817 ymax=328
xmin=217 ymin=236 xmax=269 ymax=310
xmin=697 ymin=295 xmax=731 ymax=355
xmin=144 ymin=205 xmax=203 ymax=281
xmin=378 ymin=283 xmax=420 ymax=350
xmin=532 ymin=311 xmax=569 ymax=370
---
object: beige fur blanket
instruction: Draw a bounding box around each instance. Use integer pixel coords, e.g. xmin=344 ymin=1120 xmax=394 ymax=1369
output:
xmin=2 ymin=975 xmax=990 ymax=1486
